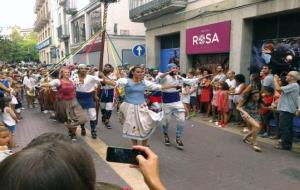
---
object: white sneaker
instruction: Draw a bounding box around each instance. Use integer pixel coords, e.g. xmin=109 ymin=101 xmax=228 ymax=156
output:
xmin=208 ymin=120 xmax=214 ymax=123
xmin=43 ymin=110 xmax=48 ymax=114
xmin=242 ymin=128 xmax=249 ymax=133
xmin=214 ymin=122 xmax=219 ymax=125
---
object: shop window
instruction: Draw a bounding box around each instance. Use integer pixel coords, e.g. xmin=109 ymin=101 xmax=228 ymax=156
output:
xmin=253 ymin=12 xmax=300 ymax=40
xmin=90 ymin=7 xmax=101 ymax=36
xmin=192 ymin=53 xmax=229 ymax=75
xmin=72 ymin=16 xmax=85 ymax=44
xmin=160 ymin=33 xmax=180 ymax=49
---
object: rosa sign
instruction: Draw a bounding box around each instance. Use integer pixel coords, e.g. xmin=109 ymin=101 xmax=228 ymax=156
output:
xmin=186 ymin=21 xmax=231 ymax=54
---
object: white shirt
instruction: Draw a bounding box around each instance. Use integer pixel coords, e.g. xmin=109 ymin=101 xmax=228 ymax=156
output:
xmin=3 ymin=107 xmax=16 ymax=126
xmin=23 ymin=76 xmax=36 ymax=89
xmin=102 ymin=73 xmax=117 ymax=90
xmin=212 ymin=73 xmax=226 ymax=83
xmin=225 ymin=78 xmax=236 ymax=100
xmin=73 ymin=75 xmax=103 ymax=93
xmin=0 ymin=147 xmax=12 ymax=162
xmin=157 ymin=74 xmax=199 ymax=93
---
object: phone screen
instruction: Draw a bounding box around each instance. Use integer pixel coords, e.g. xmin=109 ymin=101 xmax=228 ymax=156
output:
xmin=106 ymin=147 xmax=146 ymax=165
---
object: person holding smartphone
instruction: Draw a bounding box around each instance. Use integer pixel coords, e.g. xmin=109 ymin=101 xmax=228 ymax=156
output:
xmin=0 ymin=133 xmax=166 ymax=190
xmin=133 ymin=146 xmax=166 ymax=190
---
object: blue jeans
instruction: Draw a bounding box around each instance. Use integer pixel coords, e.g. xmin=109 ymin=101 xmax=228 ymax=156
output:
xmin=161 ymin=108 xmax=185 ymax=138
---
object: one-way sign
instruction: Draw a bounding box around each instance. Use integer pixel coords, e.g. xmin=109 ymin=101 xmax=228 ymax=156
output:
xmin=132 ymin=45 xmax=145 ymax=57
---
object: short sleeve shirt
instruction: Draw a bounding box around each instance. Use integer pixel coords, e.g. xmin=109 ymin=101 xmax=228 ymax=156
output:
xmin=263 ymin=74 xmax=274 ymax=89
xmin=277 ymin=83 xmax=300 ymax=113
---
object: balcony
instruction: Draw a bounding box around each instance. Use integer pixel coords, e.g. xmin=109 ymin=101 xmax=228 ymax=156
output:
xmin=59 ymin=0 xmax=66 ymax=6
xmin=129 ymin=0 xmax=187 ymax=22
xmin=66 ymin=0 xmax=78 ymax=15
xmin=34 ymin=0 xmax=45 ymax=13
xmin=34 ymin=12 xmax=51 ymax=32
xmin=57 ymin=25 xmax=70 ymax=41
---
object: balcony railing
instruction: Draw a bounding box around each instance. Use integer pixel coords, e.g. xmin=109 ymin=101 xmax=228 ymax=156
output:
xmin=34 ymin=12 xmax=51 ymax=32
xmin=129 ymin=0 xmax=187 ymax=22
xmin=57 ymin=25 xmax=70 ymax=41
xmin=66 ymin=0 xmax=78 ymax=15
xmin=59 ymin=0 xmax=66 ymax=6
xmin=34 ymin=0 xmax=45 ymax=13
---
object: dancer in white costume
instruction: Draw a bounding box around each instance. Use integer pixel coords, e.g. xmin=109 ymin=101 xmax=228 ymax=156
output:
xmin=158 ymin=63 xmax=205 ymax=149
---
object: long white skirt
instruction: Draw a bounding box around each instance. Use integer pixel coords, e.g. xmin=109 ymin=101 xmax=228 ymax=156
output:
xmin=119 ymin=102 xmax=163 ymax=141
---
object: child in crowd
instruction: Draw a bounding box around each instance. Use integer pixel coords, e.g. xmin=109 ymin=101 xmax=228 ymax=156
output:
xmin=187 ymin=71 xmax=198 ymax=117
xmin=237 ymin=90 xmax=263 ymax=152
xmin=218 ymin=82 xmax=230 ymax=128
xmin=209 ymin=82 xmax=221 ymax=125
xmin=2 ymin=97 xmax=18 ymax=148
xmin=199 ymin=70 xmax=212 ymax=117
xmin=259 ymin=86 xmax=274 ymax=138
xmin=0 ymin=124 xmax=12 ymax=162
xmin=181 ymin=83 xmax=191 ymax=120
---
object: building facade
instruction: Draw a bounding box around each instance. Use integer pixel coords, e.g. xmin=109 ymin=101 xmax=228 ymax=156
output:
xmin=34 ymin=0 xmax=146 ymax=67
xmin=129 ymin=0 xmax=300 ymax=75
xmin=69 ymin=0 xmax=146 ymax=67
xmin=34 ymin=0 xmax=55 ymax=64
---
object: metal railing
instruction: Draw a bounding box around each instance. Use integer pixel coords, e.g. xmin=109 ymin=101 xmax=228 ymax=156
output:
xmin=57 ymin=25 xmax=70 ymax=40
xmin=34 ymin=0 xmax=45 ymax=13
xmin=34 ymin=12 xmax=51 ymax=32
xmin=129 ymin=0 xmax=187 ymax=21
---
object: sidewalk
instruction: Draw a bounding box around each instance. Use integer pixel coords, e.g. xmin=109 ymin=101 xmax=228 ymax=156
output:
xmin=13 ymin=108 xmax=128 ymax=188
xmin=191 ymin=114 xmax=300 ymax=153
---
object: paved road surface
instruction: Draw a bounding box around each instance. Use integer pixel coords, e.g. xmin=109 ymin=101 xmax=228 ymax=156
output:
xmin=14 ymin=108 xmax=300 ymax=190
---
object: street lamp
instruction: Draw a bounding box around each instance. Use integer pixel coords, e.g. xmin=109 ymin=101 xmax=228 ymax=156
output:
xmin=98 ymin=0 xmax=119 ymax=72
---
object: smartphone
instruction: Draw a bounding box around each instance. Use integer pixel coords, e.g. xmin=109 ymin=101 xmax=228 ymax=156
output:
xmin=106 ymin=147 xmax=147 ymax=165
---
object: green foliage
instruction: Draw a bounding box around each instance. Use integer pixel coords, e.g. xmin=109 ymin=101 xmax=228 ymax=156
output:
xmin=0 ymin=29 xmax=39 ymax=64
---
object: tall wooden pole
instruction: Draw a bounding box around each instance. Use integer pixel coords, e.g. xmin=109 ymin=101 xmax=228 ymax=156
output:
xmin=97 ymin=1 xmax=109 ymax=121
xmin=98 ymin=1 xmax=109 ymax=72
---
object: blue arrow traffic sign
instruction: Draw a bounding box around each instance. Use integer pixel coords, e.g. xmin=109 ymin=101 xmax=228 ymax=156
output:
xmin=132 ymin=45 xmax=145 ymax=57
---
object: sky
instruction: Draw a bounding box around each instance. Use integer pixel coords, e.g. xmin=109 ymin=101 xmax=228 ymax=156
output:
xmin=0 ymin=0 xmax=36 ymax=29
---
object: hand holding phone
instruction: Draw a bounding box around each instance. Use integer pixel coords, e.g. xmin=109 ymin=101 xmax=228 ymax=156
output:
xmin=133 ymin=146 xmax=166 ymax=190
xmin=106 ymin=147 xmax=147 ymax=165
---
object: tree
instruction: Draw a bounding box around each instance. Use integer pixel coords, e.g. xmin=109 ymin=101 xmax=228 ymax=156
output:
xmin=0 ymin=29 xmax=39 ymax=63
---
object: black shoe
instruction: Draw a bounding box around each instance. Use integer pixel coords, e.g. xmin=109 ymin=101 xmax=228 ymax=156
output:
xmin=91 ymin=130 xmax=97 ymax=139
xmin=274 ymin=144 xmax=291 ymax=151
xmin=269 ymin=135 xmax=280 ymax=140
xmin=176 ymin=137 xmax=184 ymax=150
xmin=104 ymin=120 xmax=112 ymax=129
xmin=81 ymin=128 xmax=86 ymax=136
xmin=164 ymin=133 xmax=170 ymax=146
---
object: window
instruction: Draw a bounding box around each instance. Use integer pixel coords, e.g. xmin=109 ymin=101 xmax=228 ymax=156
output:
xmin=253 ymin=12 xmax=300 ymax=41
xmin=160 ymin=33 xmax=180 ymax=49
xmin=90 ymin=7 xmax=101 ymax=36
xmin=120 ymin=30 xmax=130 ymax=36
xmin=72 ymin=16 xmax=85 ymax=44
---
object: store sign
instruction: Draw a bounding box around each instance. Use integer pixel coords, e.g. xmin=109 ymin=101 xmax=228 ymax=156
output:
xmin=186 ymin=21 xmax=231 ymax=54
xmin=36 ymin=37 xmax=52 ymax=50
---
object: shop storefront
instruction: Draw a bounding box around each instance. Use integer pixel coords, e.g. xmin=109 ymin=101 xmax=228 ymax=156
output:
xmin=159 ymin=33 xmax=180 ymax=72
xmin=250 ymin=12 xmax=300 ymax=75
xmin=186 ymin=21 xmax=231 ymax=74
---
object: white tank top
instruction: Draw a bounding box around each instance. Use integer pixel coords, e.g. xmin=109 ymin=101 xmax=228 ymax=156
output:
xmin=3 ymin=107 xmax=16 ymax=126
xmin=233 ymin=84 xmax=243 ymax=103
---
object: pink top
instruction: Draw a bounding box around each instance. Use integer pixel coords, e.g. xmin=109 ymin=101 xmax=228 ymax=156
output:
xmin=57 ymin=80 xmax=76 ymax=100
